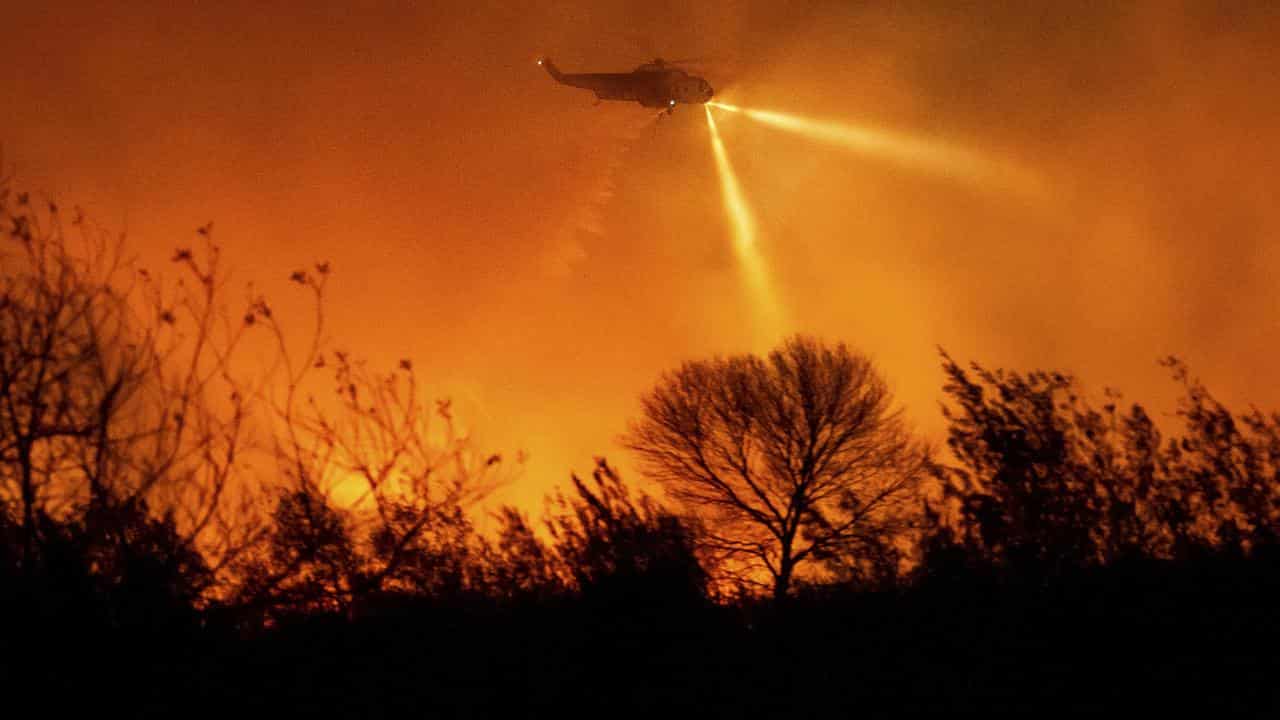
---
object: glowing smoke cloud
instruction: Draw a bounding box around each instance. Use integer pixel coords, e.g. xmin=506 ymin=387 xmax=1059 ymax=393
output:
xmin=704 ymin=105 xmax=784 ymax=344
xmin=709 ymin=102 xmax=1045 ymax=199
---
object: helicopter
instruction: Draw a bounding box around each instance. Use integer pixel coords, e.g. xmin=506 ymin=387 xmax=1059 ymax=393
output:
xmin=538 ymin=57 xmax=714 ymax=114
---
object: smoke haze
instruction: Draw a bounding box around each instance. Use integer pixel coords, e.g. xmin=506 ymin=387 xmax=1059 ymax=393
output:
xmin=4 ymin=1 xmax=1279 ymax=509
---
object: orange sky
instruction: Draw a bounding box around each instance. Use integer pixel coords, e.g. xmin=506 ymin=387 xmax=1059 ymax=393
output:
xmin=4 ymin=2 xmax=1280 ymax=513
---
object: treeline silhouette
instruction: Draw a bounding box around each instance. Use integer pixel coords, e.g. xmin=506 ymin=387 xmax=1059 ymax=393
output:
xmin=2 ymin=182 xmax=1278 ymax=713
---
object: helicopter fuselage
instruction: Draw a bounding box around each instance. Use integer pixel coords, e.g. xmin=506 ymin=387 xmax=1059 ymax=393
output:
xmin=539 ymin=58 xmax=714 ymax=111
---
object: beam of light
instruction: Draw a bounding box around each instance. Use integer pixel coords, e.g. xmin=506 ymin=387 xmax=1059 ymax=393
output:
xmin=704 ymin=105 xmax=784 ymax=345
xmin=709 ymin=102 xmax=1045 ymax=199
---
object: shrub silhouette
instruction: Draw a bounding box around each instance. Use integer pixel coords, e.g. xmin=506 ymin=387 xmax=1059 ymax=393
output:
xmin=926 ymin=349 xmax=1280 ymax=584
xmin=546 ymin=457 xmax=708 ymax=609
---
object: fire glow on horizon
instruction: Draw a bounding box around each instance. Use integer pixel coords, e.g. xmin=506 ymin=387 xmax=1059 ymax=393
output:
xmin=704 ymin=104 xmax=784 ymax=344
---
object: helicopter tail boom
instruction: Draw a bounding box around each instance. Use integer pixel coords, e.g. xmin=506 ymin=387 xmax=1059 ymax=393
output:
xmin=537 ymin=58 xmax=563 ymax=82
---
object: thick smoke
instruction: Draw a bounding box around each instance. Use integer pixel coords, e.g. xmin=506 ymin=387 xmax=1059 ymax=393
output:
xmin=2 ymin=2 xmax=1278 ymax=508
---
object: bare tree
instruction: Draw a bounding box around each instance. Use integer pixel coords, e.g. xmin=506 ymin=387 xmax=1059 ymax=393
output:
xmin=228 ymin=273 xmax=511 ymax=620
xmin=0 ymin=170 xmax=509 ymax=628
xmin=0 ymin=189 xmax=130 ymax=572
xmin=624 ymin=336 xmax=929 ymax=601
xmin=0 ymin=175 xmax=269 ymax=610
xmin=292 ymin=353 xmax=506 ymax=603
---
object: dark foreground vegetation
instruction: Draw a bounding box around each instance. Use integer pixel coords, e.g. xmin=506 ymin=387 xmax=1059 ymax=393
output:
xmin=2 ymin=181 xmax=1278 ymax=714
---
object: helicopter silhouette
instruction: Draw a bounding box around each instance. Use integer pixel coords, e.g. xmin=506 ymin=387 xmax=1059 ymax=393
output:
xmin=538 ymin=57 xmax=714 ymax=114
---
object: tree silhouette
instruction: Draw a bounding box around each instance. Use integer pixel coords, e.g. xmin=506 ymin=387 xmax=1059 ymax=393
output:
xmin=624 ymin=335 xmax=929 ymax=601
xmin=229 ymin=292 xmax=510 ymax=621
xmin=0 ymin=181 xmax=258 ymax=604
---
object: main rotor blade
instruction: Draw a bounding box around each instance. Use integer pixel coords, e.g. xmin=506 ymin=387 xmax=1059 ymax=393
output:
xmin=662 ymin=56 xmax=715 ymax=65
